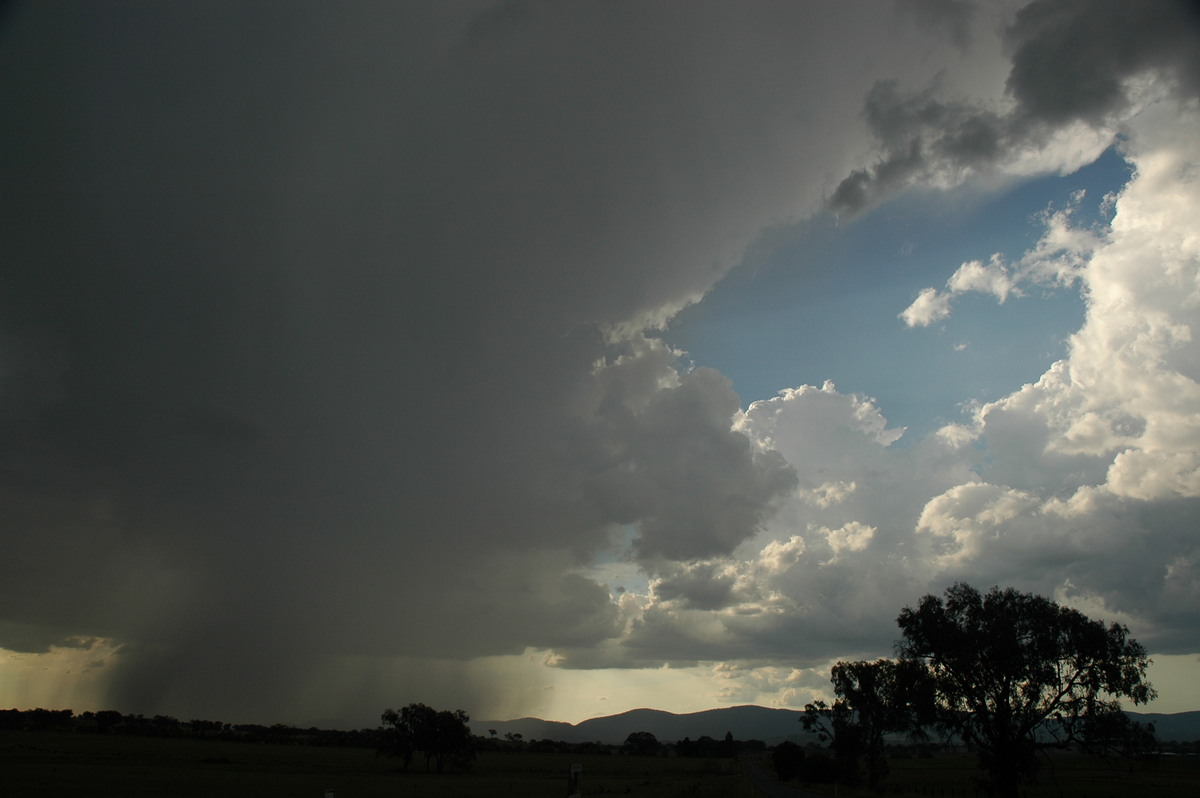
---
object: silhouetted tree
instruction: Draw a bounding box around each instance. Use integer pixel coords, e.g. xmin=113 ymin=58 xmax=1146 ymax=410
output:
xmin=721 ymin=730 xmax=736 ymax=758
xmin=771 ymin=740 xmax=806 ymax=781
xmin=94 ymin=710 xmax=122 ymax=733
xmin=806 ymin=658 xmax=932 ymax=793
xmin=802 ymin=697 xmax=863 ymax=786
xmin=152 ymin=715 xmax=182 ymax=737
xmin=623 ymin=730 xmax=661 ymax=756
xmin=23 ymin=708 xmax=74 ymax=731
xmin=378 ymin=703 xmax=474 ymax=773
xmin=1076 ymin=700 xmax=1159 ymax=766
xmin=379 ymin=703 xmax=427 ymax=770
xmin=896 ymin=583 xmax=1156 ymax=798
xmin=427 ymin=708 xmax=475 ymax=772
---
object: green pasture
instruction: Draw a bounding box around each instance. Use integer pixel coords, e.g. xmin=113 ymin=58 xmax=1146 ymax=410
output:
xmin=0 ymin=731 xmax=756 ymax=797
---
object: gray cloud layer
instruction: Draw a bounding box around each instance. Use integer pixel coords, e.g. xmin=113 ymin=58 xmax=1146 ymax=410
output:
xmin=0 ymin=0 xmax=948 ymax=722
xmin=831 ymin=0 xmax=1200 ymax=215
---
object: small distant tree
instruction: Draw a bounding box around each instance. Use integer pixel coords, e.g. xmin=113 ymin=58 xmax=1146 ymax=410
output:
xmin=379 ymin=704 xmax=426 ymax=770
xmin=804 ymin=658 xmax=932 ymax=792
xmin=428 ymin=708 xmax=476 ymax=772
xmin=896 ymin=583 xmax=1156 ymax=798
xmin=379 ymin=703 xmax=475 ymax=773
xmin=771 ymin=740 xmax=806 ymax=781
xmin=152 ymin=715 xmax=182 ymax=737
xmin=722 ymin=730 xmax=736 ymax=758
xmin=802 ymin=696 xmax=863 ymax=786
xmin=90 ymin=710 xmax=122 ymax=733
xmin=1063 ymin=695 xmax=1159 ymax=770
xmin=623 ymin=730 xmax=661 ymax=756
xmin=24 ymin=708 xmax=75 ymax=732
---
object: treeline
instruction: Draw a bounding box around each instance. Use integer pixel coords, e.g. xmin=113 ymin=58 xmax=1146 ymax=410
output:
xmin=0 ymin=706 xmax=770 ymax=761
xmin=458 ymin=732 xmax=767 ymax=757
xmin=0 ymin=707 xmax=378 ymax=747
xmin=622 ymin=730 xmax=766 ymax=758
xmin=377 ymin=702 xmax=772 ymax=774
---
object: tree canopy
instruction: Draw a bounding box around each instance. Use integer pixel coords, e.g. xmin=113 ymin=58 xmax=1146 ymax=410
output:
xmin=896 ymin=583 xmax=1156 ymax=797
xmin=622 ymin=730 xmax=662 ymax=756
xmin=379 ymin=703 xmax=475 ymax=773
xmin=803 ymin=658 xmax=932 ymax=791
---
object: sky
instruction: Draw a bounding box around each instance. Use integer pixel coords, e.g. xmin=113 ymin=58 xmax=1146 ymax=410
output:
xmin=1 ymin=0 xmax=1199 ymax=729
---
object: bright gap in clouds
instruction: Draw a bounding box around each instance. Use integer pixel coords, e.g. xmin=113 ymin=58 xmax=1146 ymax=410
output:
xmin=667 ymin=147 xmax=1133 ymax=437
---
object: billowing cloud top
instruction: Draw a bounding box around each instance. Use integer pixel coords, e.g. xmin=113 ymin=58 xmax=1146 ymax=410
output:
xmin=1 ymin=0 xmax=1198 ymax=726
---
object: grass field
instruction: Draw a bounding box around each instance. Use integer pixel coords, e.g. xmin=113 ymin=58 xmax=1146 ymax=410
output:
xmin=6 ymin=731 xmax=1197 ymax=797
xmin=0 ymin=731 xmax=758 ymax=797
xmin=773 ymin=750 xmax=1200 ymax=798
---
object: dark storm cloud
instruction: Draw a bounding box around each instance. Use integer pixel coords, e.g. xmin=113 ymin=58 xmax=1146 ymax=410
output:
xmin=896 ymin=0 xmax=976 ymax=51
xmin=1005 ymin=0 xmax=1200 ymax=127
xmin=0 ymin=620 xmax=98 ymax=655
xmin=19 ymin=0 xmax=1196 ymax=725
xmin=830 ymin=81 xmax=1007 ymax=214
xmin=0 ymin=0 xmax=900 ymax=722
xmin=831 ymin=0 xmax=1200 ymax=215
xmin=649 ymin=562 xmax=740 ymax=611
xmin=583 ymin=359 xmax=796 ymax=566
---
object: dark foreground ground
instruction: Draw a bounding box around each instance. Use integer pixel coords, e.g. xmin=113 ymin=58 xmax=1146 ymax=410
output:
xmin=0 ymin=730 xmax=756 ymax=797
xmin=3 ymin=730 xmax=1198 ymax=797
xmin=753 ymin=749 xmax=1200 ymax=798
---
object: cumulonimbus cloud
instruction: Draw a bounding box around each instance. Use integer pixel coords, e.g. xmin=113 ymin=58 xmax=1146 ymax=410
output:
xmin=1 ymin=0 xmax=1197 ymax=725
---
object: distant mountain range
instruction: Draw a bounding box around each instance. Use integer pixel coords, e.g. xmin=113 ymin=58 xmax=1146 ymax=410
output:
xmin=471 ymin=706 xmax=1200 ymax=746
xmin=471 ymin=705 xmax=814 ymax=746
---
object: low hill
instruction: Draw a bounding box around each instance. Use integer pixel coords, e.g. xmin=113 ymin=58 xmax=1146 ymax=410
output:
xmin=472 ymin=705 xmax=814 ymax=745
xmin=1134 ymin=711 xmax=1200 ymax=743
xmin=472 ymin=706 xmax=1200 ymax=746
